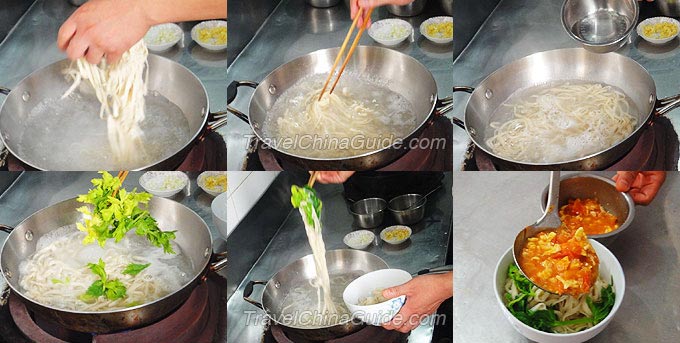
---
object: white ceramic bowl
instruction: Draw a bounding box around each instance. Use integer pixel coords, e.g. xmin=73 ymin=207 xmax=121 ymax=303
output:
xmin=191 ymin=20 xmax=227 ymax=51
xmin=138 ymin=171 xmax=188 ymax=198
xmin=368 ymin=18 xmax=412 ymax=46
xmin=197 ymin=171 xmax=228 ymax=197
xmin=343 ymin=269 xmax=412 ymax=325
xmin=211 ymin=191 xmax=229 ymax=240
xmin=493 ymin=240 xmax=625 ymax=343
xmin=420 ymin=16 xmax=453 ymax=44
xmin=144 ymin=23 xmax=183 ymax=52
xmin=637 ymin=17 xmax=680 ymax=45
xmin=343 ymin=230 xmax=375 ymax=249
xmin=380 ymin=225 xmax=412 ymax=245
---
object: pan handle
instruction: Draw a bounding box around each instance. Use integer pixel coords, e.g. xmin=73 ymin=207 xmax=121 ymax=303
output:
xmin=209 ymin=251 xmax=227 ymax=273
xmin=451 ymin=86 xmax=474 ymax=129
xmin=243 ymin=280 xmax=267 ymax=310
xmin=0 ymin=87 xmax=9 ymax=96
xmin=414 ymin=264 xmax=453 ymax=276
xmin=0 ymin=224 xmax=13 ymax=233
xmin=655 ymin=94 xmax=680 ymax=117
xmin=226 ymin=80 xmax=258 ymax=124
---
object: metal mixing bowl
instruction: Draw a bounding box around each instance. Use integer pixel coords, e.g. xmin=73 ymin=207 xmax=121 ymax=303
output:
xmin=388 ymin=194 xmax=426 ymax=225
xmin=540 ymin=173 xmax=635 ymax=245
xmin=307 ymin=0 xmax=341 ymax=8
xmin=350 ymin=198 xmax=387 ymax=228
xmin=387 ymin=0 xmax=428 ymax=17
xmin=561 ymin=0 xmax=639 ymax=53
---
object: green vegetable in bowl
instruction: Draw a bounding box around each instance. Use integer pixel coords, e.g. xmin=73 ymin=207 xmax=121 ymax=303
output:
xmin=76 ymin=171 xmax=176 ymax=254
xmin=504 ymin=264 xmax=615 ymax=333
xmin=291 ymin=185 xmax=322 ymax=231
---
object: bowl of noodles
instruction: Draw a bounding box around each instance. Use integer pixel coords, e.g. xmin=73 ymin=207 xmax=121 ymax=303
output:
xmin=343 ymin=269 xmax=411 ymax=325
xmin=493 ymin=240 xmax=625 ymax=343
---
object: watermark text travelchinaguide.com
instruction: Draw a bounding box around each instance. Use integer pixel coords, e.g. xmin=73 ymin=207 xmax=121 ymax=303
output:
xmin=242 ymin=134 xmax=447 ymax=151
xmin=241 ymin=309 xmax=447 ymax=327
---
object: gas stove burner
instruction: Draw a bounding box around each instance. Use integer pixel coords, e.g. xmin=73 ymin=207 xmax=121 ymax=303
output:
xmin=6 ymin=130 xmax=227 ymax=171
xmin=263 ymin=324 xmax=409 ymax=343
xmin=464 ymin=117 xmax=679 ymax=171
xmin=4 ymin=274 xmax=226 ymax=343
xmin=250 ymin=116 xmax=453 ymax=171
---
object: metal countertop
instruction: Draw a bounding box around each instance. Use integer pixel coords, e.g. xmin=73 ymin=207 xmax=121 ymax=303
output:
xmin=227 ymin=174 xmax=452 ymax=342
xmin=0 ymin=0 xmax=228 ymax=161
xmin=452 ymin=171 xmax=680 ymax=342
xmin=226 ymin=0 xmax=453 ymax=170
xmin=451 ymin=0 xmax=680 ymax=170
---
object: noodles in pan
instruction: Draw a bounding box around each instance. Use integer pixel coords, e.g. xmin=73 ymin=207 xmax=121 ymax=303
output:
xmin=485 ymin=82 xmax=638 ymax=163
xmin=62 ymin=41 xmax=149 ymax=164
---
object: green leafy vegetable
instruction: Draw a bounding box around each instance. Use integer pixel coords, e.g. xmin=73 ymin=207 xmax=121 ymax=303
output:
xmin=122 ymin=263 xmax=151 ymax=276
xmin=79 ymin=259 xmax=127 ymax=303
xmin=76 ymin=171 xmax=176 ymax=254
xmin=504 ymin=263 xmax=615 ymax=333
xmin=290 ymin=185 xmax=322 ymax=231
xmin=51 ymin=277 xmax=70 ymax=284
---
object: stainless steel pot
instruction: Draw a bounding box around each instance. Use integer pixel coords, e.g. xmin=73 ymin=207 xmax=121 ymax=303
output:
xmin=0 ymin=197 xmax=227 ymax=333
xmin=0 ymin=55 xmax=228 ymax=170
xmin=227 ymin=46 xmax=451 ymax=170
xmin=306 ymin=0 xmax=341 ymax=8
xmin=656 ymin=0 xmax=680 ymax=17
xmin=349 ymin=198 xmax=387 ymax=228
xmin=452 ymin=48 xmax=680 ymax=170
xmin=387 ymin=0 xmax=428 ymax=17
xmin=388 ymin=194 xmax=426 ymax=225
xmin=441 ymin=0 xmax=454 ymax=16
xmin=242 ymin=249 xmax=388 ymax=340
xmin=561 ymin=0 xmax=638 ymax=53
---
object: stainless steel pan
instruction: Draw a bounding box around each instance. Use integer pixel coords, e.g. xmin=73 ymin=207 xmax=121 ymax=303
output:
xmin=227 ymin=46 xmax=452 ymax=170
xmin=0 ymin=55 xmax=228 ymax=170
xmin=242 ymin=249 xmax=388 ymax=340
xmin=453 ymin=48 xmax=680 ymax=170
xmin=0 ymin=197 xmax=227 ymax=333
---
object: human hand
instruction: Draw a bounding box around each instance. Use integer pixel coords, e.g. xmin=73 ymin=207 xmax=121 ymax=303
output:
xmin=381 ymin=272 xmax=453 ymax=333
xmin=613 ymin=171 xmax=666 ymax=205
xmin=314 ymin=171 xmax=355 ymax=184
xmin=351 ymin=0 xmax=414 ymax=28
xmin=58 ymin=0 xmax=152 ymax=64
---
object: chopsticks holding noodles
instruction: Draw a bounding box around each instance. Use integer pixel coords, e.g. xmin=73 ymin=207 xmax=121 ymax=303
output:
xmin=308 ymin=171 xmax=319 ymax=188
xmin=318 ymin=6 xmax=374 ymax=101
xmin=112 ymin=170 xmax=129 ymax=197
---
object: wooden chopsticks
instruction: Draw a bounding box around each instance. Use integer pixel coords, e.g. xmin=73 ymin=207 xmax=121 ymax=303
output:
xmin=318 ymin=7 xmax=374 ymax=101
xmin=308 ymin=171 xmax=319 ymax=188
xmin=113 ymin=170 xmax=129 ymax=197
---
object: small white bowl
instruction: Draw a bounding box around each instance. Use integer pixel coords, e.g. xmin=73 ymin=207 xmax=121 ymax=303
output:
xmin=144 ymin=23 xmax=183 ymax=52
xmin=139 ymin=171 xmax=188 ymax=198
xmin=197 ymin=171 xmax=228 ymax=197
xmin=380 ymin=225 xmax=412 ymax=245
xmin=343 ymin=230 xmax=375 ymax=249
xmin=420 ymin=16 xmax=453 ymax=44
xmin=191 ymin=20 xmax=227 ymax=51
xmin=637 ymin=17 xmax=680 ymax=45
xmin=368 ymin=18 xmax=412 ymax=46
xmin=493 ymin=240 xmax=625 ymax=343
xmin=343 ymin=269 xmax=412 ymax=325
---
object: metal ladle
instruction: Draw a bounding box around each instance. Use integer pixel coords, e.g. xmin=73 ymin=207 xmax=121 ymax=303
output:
xmin=512 ymin=171 xmax=563 ymax=294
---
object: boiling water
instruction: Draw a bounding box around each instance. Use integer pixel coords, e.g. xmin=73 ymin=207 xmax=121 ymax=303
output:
xmin=571 ymin=10 xmax=630 ymax=44
xmin=277 ymin=271 xmax=363 ymax=328
xmin=263 ymin=73 xmax=416 ymax=158
xmin=18 ymin=224 xmax=194 ymax=311
xmin=17 ymin=91 xmax=191 ymax=170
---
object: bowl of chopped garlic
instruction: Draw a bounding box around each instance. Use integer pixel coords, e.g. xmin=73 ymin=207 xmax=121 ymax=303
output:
xmin=420 ymin=16 xmax=453 ymax=44
xmin=637 ymin=17 xmax=680 ymax=45
xmin=197 ymin=171 xmax=228 ymax=197
xmin=139 ymin=171 xmax=188 ymax=198
xmin=368 ymin=19 xmax=413 ymax=46
xmin=380 ymin=225 xmax=412 ymax=245
xmin=144 ymin=23 xmax=183 ymax=52
xmin=191 ymin=20 xmax=227 ymax=51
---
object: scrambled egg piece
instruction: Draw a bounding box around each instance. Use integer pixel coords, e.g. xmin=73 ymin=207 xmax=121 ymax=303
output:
xmin=205 ymin=174 xmax=227 ymax=192
xmin=198 ymin=26 xmax=227 ymax=45
xmin=385 ymin=228 xmax=410 ymax=241
xmin=425 ymin=21 xmax=453 ymax=39
xmin=642 ymin=22 xmax=678 ymax=39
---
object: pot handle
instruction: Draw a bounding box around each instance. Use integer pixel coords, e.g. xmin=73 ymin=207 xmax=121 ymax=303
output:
xmin=451 ymin=86 xmax=474 ymax=129
xmin=414 ymin=264 xmax=453 ymax=276
xmin=655 ymin=94 xmax=680 ymax=117
xmin=0 ymin=87 xmax=9 ymax=96
xmin=226 ymin=80 xmax=258 ymax=124
xmin=243 ymin=280 xmax=267 ymax=310
xmin=209 ymin=251 xmax=227 ymax=273
xmin=0 ymin=224 xmax=13 ymax=233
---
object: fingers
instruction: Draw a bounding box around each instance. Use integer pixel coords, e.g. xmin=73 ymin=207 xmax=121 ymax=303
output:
xmin=630 ymin=191 xmax=654 ymax=206
xmin=65 ymin=33 xmax=91 ymax=61
xmin=383 ymin=283 xmax=407 ymax=300
xmin=57 ymin=20 xmax=77 ymax=51
xmin=85 ymin=46 xmax=105 ymax=65
xmin=351 ymin=0 xmax=359 ymax=19
xmin=614 ymin=171 xmax=638 ymax=192
xmin=106 ymin=51 xmax=123 ymax=65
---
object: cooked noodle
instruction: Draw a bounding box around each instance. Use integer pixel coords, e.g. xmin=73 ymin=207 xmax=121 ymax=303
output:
xmin=504 ymin=275 xmax=611 ymax=333
xmin=62 ymin=41 xmax=149 ymax=164
xmin=19 ymin=224 xmax=191 ymax=311
xmin=486 ymin=83 xmax=638 ymax=163
xmin=299 ymin=206 xmax=337 ymax=315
